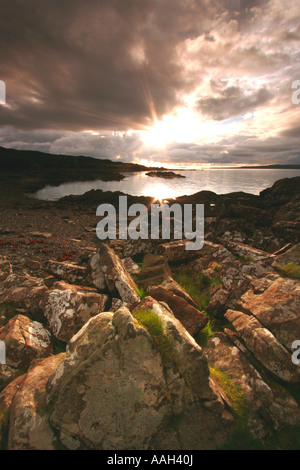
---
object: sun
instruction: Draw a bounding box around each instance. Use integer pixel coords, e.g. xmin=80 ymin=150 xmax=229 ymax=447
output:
xmin=140 ymin=108 xmax=201 ymax=148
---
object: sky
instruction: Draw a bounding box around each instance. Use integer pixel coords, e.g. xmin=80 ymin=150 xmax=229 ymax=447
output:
xmin=0 ymin=0 xmax=300 ymax=167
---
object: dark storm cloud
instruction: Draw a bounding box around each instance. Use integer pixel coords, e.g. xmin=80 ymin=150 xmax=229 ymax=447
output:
xmin=197 ymin=84 xmax=273 ymax=120
xmin=0 ymin=0 xmax=300 ymax=165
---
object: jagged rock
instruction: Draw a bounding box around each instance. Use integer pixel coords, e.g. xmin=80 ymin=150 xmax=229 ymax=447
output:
xmin=110 ymin=298 xmax=131 ymax=313
xmin=0 ymin=374 xmax=25 ymax=448
xmin=225 ymin=309 xmax=300 ymax=383
xmin=0 ymin=274 xmax=48 ymax=321
xmin=159 ymin=279 xmax=199 ymax=308
xmin=122 ymin=257 xmax=140 ymax=275
xmin=0 ymin=315 xmax=52 ymax=370
xmin=86 ymin=251 xmax=107 ymax=291
xmin=205 ymin=332 xmax=300 ymax=439
xmin=161 ymin=240 xmax=206 ymax=263
xmin=223 ymin=241 xmax=272 ymax=262
xmin=7 ymin=354 xmax=66 ymax=450
xmin=46 ymin=260 xmax=87 ymax=285
xmin=147 ymin=286 xmax=208 ymax=336
xmin=272 ymin=243 xmax=300 ymax=273
xmin=137 ymin=256 xmax=171 ymax=288
xmin=99 ymin=244 xmax=140 ymax=304
xmin=206 ymin=288 xmax=230 ymax=318
xmin=238 ymin=275 xmax=300 ymax=352
xmin=41 ymin=281 xmax=109 ymax=342
xmin=46 ymin=302 xmax=232 ymax=450
xmin=0 ymin=260 xmax=12 ymax=282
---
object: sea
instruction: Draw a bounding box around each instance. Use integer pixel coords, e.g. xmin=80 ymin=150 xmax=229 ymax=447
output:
xmin=32 ymin=168 xmax=300 ymax=201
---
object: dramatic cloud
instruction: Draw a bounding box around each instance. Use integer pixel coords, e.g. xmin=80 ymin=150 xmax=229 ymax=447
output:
xmin=0 ymin=0 xmax=299 ymax=165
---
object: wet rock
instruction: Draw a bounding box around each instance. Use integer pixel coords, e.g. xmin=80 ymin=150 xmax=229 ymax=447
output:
xmin=225 ymin=309 xmax=300 ymax=383
xmin=47 ymin=302 xmax=232 ymax=450
xmin=0 ymin=315 xmax=52 ymax=370
xmin=147 ymin=286 xmax=208 ymax=336
xmin=7 ymin=354 xmax=66 ymax=450
xmin=206 ymin=332 xmax=300 ymax=438
xmin=41 ymin=281 xmax=109 ymax=342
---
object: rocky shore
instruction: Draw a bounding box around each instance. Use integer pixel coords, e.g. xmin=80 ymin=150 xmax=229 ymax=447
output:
xmin=0 ymin=176 xmax=299 ymax=450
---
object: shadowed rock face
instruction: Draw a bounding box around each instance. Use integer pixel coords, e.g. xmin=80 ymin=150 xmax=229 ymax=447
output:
xmin=46 ymin=304 xmax=232 ymax=450
xmin=205 ymin=332 xmax=300 ymax=439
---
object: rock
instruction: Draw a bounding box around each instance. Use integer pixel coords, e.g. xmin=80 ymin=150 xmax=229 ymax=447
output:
xmin=122 ymin=257 xmax=140 ymax=275
xmin=162 ymin=240 xmax=206 ymax=263
xmin=7 ymin=354 xmax=66 ymax=450
xmin=46 ymin=302 xmax=232 ymax=450
xmin=205 ymin=332 xmax=300 ymax=439
xmin=224 ymin=309 xmax=300 ymax=383
xmin=272 ymin=243 xmax=300 ymax=274
xmin=24 ymin=258 xmax=42 ymax=270
xmin=110 ymin=298 xmax=131 ymax=313
xmin=223 ymin=241 xmax=272 ymax=262
xmin=47 ymin=260 xmax=87 ymax=285
xmin=99 ymin=244 xmax=140 ymax=304
xmin=0 ymin=315 xmax=52 ymax=370
xmin=238 ymin=275 xmax=300 ymax=352
xmin=206 ymin=288 xmax=230 ymax=318
xmin=137 ymin=258 xmax=171 ymax=288
xmin=29 ymin=232 xmax=52 ymax=239
xmin=159 ymin=279 xmax=199 ymax=309
xmin=0 ymin=365 xmax=22 ymax=392
xmin=147 ymin=286 xmax=208 ymax=336
xmin=0 ymin=374 xmax=25 ymax=448
xmin=0 ymin=260 xmax=12 ymax=282
xmin=41 ymin=281 xmax=109 ymax=342
xmin=86 ymin=251 xmax=107 ymax=291
xmin=0 ymin=274 xmax=48 ymax=322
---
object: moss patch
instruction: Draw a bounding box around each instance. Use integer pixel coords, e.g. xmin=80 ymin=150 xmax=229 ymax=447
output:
xmin=133 ymin=309 xmax=176 ymax=365
xmin=277 ymin=262 xmax=300 ymax=280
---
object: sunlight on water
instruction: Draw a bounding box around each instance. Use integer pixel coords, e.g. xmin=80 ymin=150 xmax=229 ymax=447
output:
xmin=33 ymin=169 xmax=300 ymax=201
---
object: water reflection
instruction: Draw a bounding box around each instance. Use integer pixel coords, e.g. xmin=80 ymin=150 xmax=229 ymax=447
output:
xmin=33 ymin=169 xmax=300 ymax=201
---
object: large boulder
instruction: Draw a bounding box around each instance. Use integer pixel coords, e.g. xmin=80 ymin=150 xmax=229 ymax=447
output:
xmin=225 ymin=309 xmax=300 ymax=383
xmin=41 ymin=281 xmax=109 ymax=342
xmin=205 ymin=332 xmax=300 ymax=439
xmin=7 ymin=354 xmax=66 ymax=450
xmin=46 ymin=301 xmax=232 ymax=450
xmin=0 ymin=315 xmax=52 ymax=371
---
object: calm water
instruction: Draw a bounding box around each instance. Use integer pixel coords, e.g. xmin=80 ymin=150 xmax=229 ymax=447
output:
xmin=33 ymin=169 xmax=300 ymax=201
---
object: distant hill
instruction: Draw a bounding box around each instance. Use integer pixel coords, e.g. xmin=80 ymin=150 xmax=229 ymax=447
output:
xmin=0 ymin=146 xmax=150 ymax=174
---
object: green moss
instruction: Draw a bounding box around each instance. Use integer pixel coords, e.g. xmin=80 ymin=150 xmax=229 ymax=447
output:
xmin=135 ymin=286 xmax=147 ymax=300
xmin=240 ymin=255 xmax=254 ymax=264
xmin=277 ymin=262 xmax=300 ymax=280
xmin=209 ymin=367 xmax=248 ymax=422
xmin=133 ymin=309 xmax=176 ymax=365
xmin=173 ymin=268 xmax=215 ymax=310
xmin=195 ymin=321 xmax=216 ymax=347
